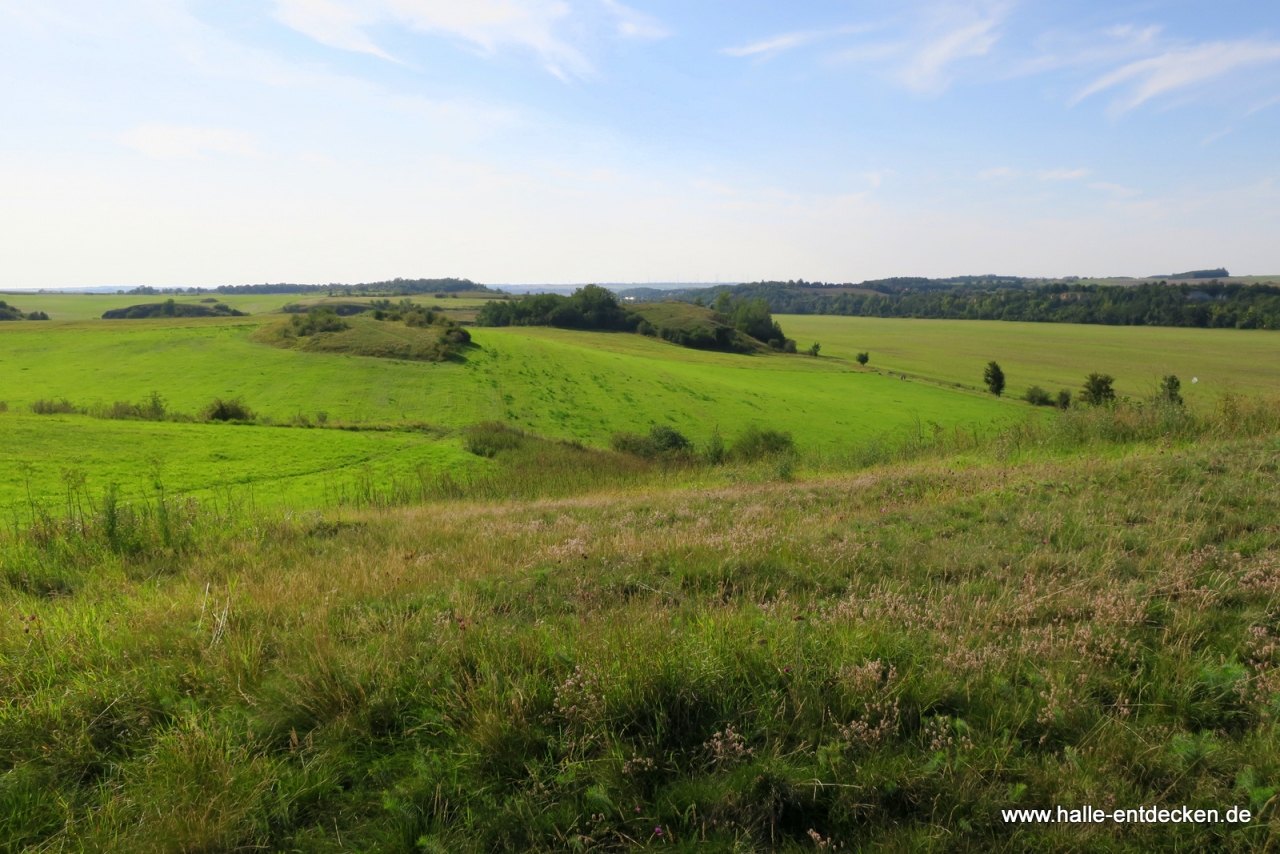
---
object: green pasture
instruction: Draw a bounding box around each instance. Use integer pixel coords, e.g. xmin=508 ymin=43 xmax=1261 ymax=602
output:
xmin=0 ymin=317 xmax=1016 ymax=445
xmin=2 ymin=315 xmax=1017 ymax=506
xmin=781 ymin=314 xmax=1280 ymax=401
xmin=0 ymin=412 xmax=480 ymax=513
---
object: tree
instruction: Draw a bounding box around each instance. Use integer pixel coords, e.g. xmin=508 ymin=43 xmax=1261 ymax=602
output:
xmin=983 ymin=361 xmax=1006 ymax=397
xmin=856 ymin=351 xmax=869 ymax=365
xmin=1158 ymin=374 xmax=1183 ymax=406
xmin=1080 ymin=373 xmax=1116 ymax=406
xmin=1056 ymin=389 xmax=1073 ymax=410
xmin=807 ymin=342 xmax=821 ymax=357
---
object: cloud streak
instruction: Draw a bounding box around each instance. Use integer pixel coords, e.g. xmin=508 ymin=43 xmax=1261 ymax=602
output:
xmin=1074 ymin=39 xmax=1280 ymax=112
xmin=271 ymin=0 xmax=664 ymax=78
xmin=721 ymin=24 xmax=876 ymax=60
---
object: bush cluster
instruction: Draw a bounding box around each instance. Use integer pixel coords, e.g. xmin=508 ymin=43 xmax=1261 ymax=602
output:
xmin=476 ymin=285 xmax=639 ymax=331
xmin=611 ymin=423 xmax=793 ymax=464
xmin=287 ymin=307 xmax=350 ymax=336
xmin=0 ymin=300 xmax=49 ymax=320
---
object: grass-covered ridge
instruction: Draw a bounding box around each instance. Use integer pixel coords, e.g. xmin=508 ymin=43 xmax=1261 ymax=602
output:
xmin=253 ymin=304 xmax=472 ymax=362
xmin=3 ymin=399 xmax=1280 ymax=851
xmin=102 ymin=299 xmax=246 ymax=319
xmin=629 ymin=302 xmax=766 ymax=354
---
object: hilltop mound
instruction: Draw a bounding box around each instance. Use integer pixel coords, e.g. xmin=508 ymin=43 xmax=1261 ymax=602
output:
xmin=629 ymin=301 xmax=766 ymax=353
xmin=103 ymin=299 xmax=245 ymax=319
xmin=254 ymin=305 xmax=471 ymax=362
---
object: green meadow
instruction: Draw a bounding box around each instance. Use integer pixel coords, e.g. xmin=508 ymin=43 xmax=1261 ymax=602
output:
xmin=781 ymin=314 xmax=1280 ymax=401
xmin=2 ymin=312 xmax=1018 ymax=507
xmin=5 ymin=291 xmax=1280 ymax=852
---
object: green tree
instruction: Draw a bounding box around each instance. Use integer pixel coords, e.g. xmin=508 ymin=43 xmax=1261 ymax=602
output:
xmin=1158 ymin=374 xmax=1183 ymax=406
xmin=807 ymin=342 xmax=821 ymax=357
xmin=856 ymin=351 xmax=869 ymax=365
xmin=983 ymin=361 xmax=1006 ymax=397
xmin=1080 ymin=373 xmax=1116 ymax=406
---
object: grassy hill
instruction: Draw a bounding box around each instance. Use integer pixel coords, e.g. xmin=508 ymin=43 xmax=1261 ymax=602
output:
xmin=3 ymin=401 xmax=1279 ymax=851
xmin=629 ymin=302 xmax=765 ymax=353
xmin=0 ymin=314 xmax=1017 ymax=508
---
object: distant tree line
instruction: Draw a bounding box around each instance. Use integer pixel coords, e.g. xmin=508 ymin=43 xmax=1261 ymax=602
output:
xmin=476 ymin=285 xmax=639 ymax=331
xmin=120 ymin=278 xmax=492 ymax=297
xmin=476 ymin=286 xmax=796 ymax=352
xmin=693 ymin=281 xmax=1280 ymax=330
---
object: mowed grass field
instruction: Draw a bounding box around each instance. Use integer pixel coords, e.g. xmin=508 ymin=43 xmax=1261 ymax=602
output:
xmin=780 ymin=315 xmax=1280 ymax=402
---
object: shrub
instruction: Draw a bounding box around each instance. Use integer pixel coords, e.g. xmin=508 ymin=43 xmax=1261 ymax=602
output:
xmin=702 ymin=427 xmax=727 ymax=465
xmin=806 ymin=342 xmax=821 ymax=357
xmin=983 ymin=361 xmax=1006 ymax=397
xmin=611 ymin=425 xmax=692 ymax=459
xmin=464 ymin=422 xmax=527 ymax=457
xmin=202 ymin=398 xmax=254 ymax=422
xmin=610 ymin=431 xmax=656 ymax=457
xmin=732 ymin=425 xmax=793 ymax=461
xmin=856 ymin=351 xmax=869 ymax=365
xmin=1024 ymin=385 xmax=1053 ymax=406
xmin=1158 ymin=374 xmax=1184 ymax=406
xmin=31 ymin=398 xmax=80 ymax=415
xmin=1080 ymin=373 xmax=1116 ymax=406
xmin=1056 ymin=389 xmax=1073 ymax=410
xmin=648 ymin=425 xmax=691 ymax=453
xmin=289 ymin=307 xmax=349 ymax=336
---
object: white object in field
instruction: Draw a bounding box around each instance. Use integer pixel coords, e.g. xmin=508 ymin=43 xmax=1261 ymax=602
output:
xmin=1192 ymin=377 xmax=1199 ymax=384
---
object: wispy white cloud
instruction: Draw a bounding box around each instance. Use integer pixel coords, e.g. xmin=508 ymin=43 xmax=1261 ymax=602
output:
xmin=1038 ymin=167 xmax=1091 ymax=181
xmin=900 ymin=14 xmax=1002 ymax=94
xmin=1014 ymin=24 xmax=1163 ymax=78
xmin=1247 ymin=93 xmax=1280 ymax=115
xmin=116 ymin=123 xmax=263 ymax=159
xmin=732 ymin=3 xmax=1008 ymax=94
xmin=978 ymin=166 xmax=1019 ymax=180
xmin=271 ymin=0 xmax=664 ymax=78
xmin=600 ymin=0 xmax=667 ymax=40
xmin=1074 ymin=39 xmax=1280 ymax=112
xmin=721 ymin=24 xmax=877 ymax=60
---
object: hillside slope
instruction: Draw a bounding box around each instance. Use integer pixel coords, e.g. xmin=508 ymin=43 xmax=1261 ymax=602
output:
xmin=4 ymin=416 xmax=1278 ymax=851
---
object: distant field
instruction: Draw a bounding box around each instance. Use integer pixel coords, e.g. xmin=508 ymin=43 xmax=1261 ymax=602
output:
xmin=0 ymin=291 xmax=499 ymax=321
xmin=781 ymin=314 xmax=1280 ymax=402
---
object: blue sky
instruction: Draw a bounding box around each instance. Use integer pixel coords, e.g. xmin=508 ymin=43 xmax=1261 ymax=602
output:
xmin=2 ymin=0 xmax=1279 ymax=288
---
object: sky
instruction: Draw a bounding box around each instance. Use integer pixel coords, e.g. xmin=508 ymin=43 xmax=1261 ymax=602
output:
xmin=2 ymin=0 xmax=1279 ymax=289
